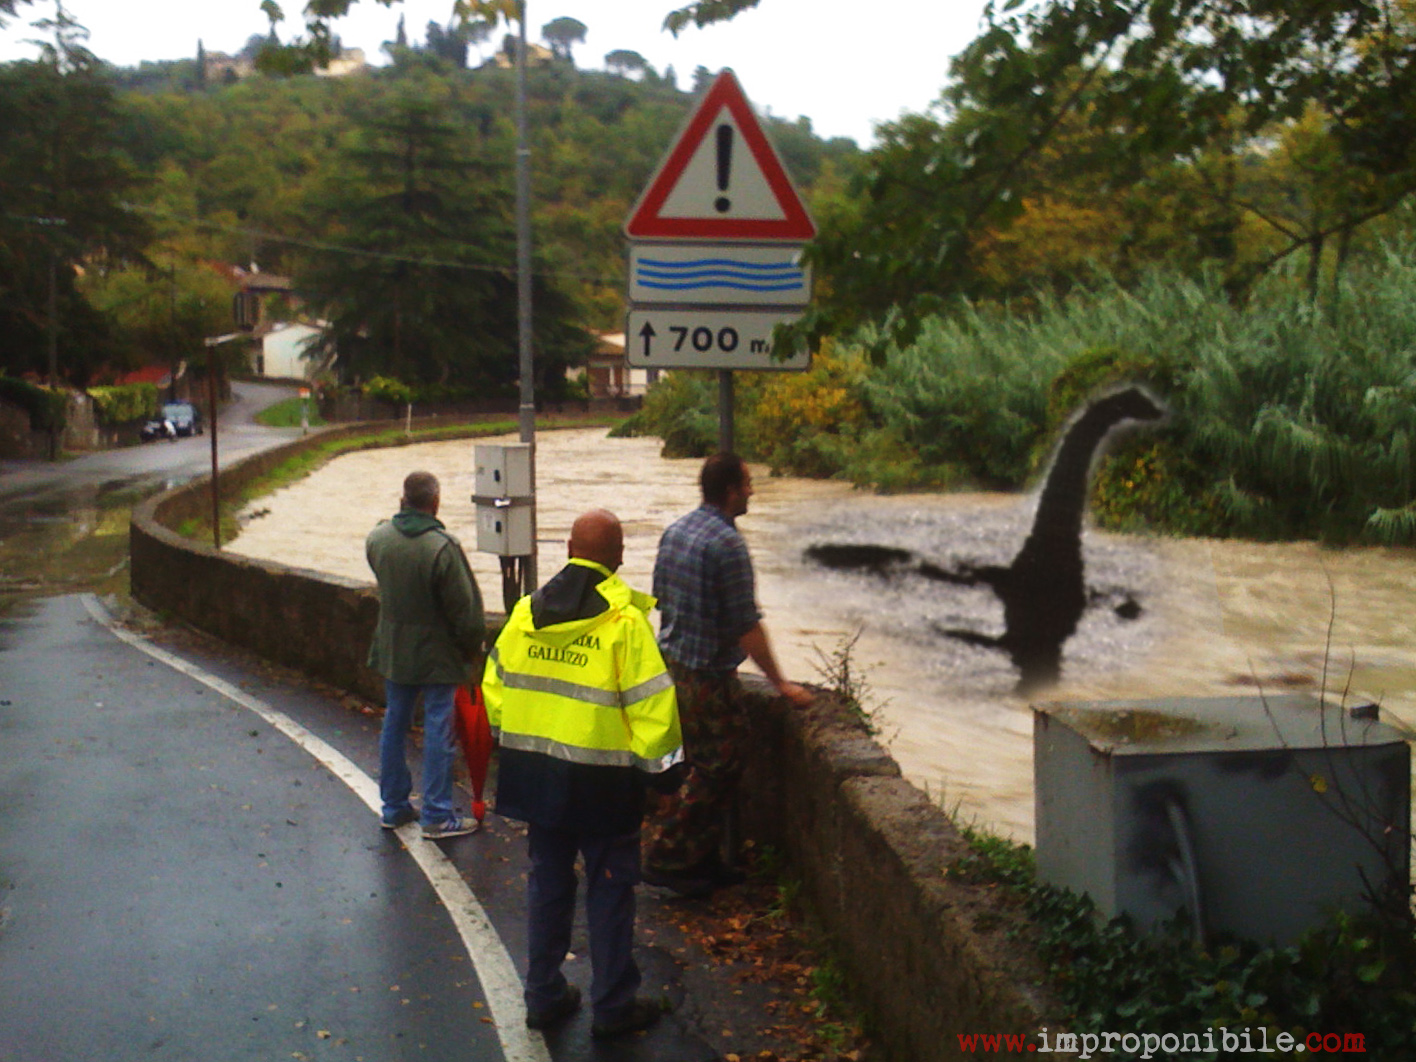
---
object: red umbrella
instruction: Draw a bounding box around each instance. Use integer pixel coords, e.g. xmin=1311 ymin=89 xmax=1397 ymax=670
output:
xmin=453 ymin=685 xmax=493 ymax=823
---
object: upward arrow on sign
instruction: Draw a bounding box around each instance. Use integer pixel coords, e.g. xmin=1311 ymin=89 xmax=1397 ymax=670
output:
xmin=625 ymin=69 xmax=816 ymax=242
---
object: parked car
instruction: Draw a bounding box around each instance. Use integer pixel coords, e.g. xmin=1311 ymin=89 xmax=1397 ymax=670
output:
xmin=163 ymin=402 xmax=202 ymax=436
xmin=139 ymin=402 xmax=202 ymax=442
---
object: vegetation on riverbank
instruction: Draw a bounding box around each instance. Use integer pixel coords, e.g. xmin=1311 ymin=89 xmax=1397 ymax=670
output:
xmin=954 ymin=826 xmax=1416 ymax=1056
xmin=619 ymin=246 xmax=1416 ymax=546
xmin=253 ymin=396 xmax=327 ymax=429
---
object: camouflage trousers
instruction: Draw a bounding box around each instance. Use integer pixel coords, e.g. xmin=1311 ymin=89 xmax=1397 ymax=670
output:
xmin=643 ymin=662 xmax=747 ymax=875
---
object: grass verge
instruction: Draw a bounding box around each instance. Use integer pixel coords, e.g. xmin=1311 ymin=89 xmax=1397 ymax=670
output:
xmin=173 ymin=414 xmax=629 ymax=545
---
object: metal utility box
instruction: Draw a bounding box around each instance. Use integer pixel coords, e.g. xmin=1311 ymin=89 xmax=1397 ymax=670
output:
xmin=474 ymin=443 xmax=532 ymax=500
xmin=1035 ymin=695 xmax=1410 ymax=945
xmin=472 ymin=444 xmax=533 ymax=556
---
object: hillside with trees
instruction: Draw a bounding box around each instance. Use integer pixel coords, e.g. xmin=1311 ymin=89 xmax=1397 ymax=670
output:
xmin=0 ymin=5 xmax=857 ymax=407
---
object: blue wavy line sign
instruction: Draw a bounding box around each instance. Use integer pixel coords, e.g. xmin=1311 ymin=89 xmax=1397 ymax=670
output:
xmin=635 ymin=257 xmax=805 ymax=295
xmin=628 ymin=245 xmax=812 ymax=307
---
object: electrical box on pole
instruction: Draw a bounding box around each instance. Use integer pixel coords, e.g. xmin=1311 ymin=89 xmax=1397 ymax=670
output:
xmin=472 ymin=444 xmax=534 ymax=557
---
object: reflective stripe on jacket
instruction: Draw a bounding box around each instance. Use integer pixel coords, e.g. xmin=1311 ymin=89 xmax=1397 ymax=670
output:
xmin=483 ymin=559 xmax=682 ymax=833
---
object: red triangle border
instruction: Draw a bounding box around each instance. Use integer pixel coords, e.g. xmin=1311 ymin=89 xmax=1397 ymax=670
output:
xmin=625 ymin=70 xmax=816 ymax=242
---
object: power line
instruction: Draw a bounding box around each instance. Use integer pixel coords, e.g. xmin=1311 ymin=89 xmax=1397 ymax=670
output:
xmin=122 ymin=203 xmax=623 ymax=289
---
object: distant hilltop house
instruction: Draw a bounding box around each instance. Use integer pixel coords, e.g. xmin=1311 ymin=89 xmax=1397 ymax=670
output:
xmin=201 ymin=50 xmax=255 ymax=83
xmin=488 ymin=42 xmax=555 ymax=69
xmin=315 ymin=48 xmax=369 ymax=78
xmin=201 ymin=46 xmax=368 ymax=83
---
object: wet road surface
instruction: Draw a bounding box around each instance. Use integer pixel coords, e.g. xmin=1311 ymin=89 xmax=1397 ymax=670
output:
xmin=0 ymin=594 xmax=721 ymax=1061
xmin=0 ymin=595 xmax=504 ymax=1061
xmin=0 ymin=382 xmax=305 ymax=601
xmin=0 ymin=399 xmax=731 ymax=1061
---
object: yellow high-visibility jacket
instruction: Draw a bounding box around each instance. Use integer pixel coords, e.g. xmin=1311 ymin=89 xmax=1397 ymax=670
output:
xmin=483 ymin=558 xmax=682 ymax=834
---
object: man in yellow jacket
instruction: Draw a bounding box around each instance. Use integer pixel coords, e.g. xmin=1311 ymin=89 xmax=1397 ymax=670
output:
xmin=483 ymin=509 xmax=682 ymax=1040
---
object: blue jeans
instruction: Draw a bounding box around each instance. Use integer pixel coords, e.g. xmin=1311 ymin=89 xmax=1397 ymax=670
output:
xmin=379 ymin=681 xmax=459 ymax=827
xmin=525 ymin=824 xmax=641 ymax=1025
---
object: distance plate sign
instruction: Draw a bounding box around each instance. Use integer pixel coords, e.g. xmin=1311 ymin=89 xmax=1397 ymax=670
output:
xmin=626 ymin=308 xmax=808 ymax=370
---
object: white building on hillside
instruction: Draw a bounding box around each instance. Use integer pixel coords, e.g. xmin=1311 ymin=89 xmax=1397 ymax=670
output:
xmin=254 ymin=321 xmax=334 ymax=381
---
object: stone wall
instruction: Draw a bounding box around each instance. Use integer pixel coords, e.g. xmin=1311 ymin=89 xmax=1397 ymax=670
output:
xmin=129 ymin=430 xmax=1052 ymax=1061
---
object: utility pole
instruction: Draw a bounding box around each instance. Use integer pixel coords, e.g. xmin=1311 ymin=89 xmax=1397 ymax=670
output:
xmin=514 ymin=0 xmax=538 ymax=593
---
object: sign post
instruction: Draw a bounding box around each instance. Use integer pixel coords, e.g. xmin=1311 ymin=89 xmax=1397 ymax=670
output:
xmin=625 ymin=70 xmax=816 ymax=450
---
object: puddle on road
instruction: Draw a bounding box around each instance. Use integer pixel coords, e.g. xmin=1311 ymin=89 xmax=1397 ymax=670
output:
xmin=0 ymin=481 xmax=141 ymax=607
xmin=226 ymin=427 xmax=1416 ymax=842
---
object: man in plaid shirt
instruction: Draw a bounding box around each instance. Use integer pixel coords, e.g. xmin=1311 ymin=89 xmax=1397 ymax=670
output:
xmin=643 ymin=453 xmax=813 ymax=898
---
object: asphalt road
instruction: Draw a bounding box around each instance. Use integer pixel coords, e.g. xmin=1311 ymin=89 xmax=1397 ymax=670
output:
xmin=0 ymin=382 xmax=306 ymax=600
xmin=0 ymin=380 xmax=305 ymax=509
xmin=0 ymin=397 xmax=724 ymax=1062
xmin=0 ymin=591 xmax=721 ymax=1062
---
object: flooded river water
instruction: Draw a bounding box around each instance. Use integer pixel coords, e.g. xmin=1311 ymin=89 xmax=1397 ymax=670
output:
xmin=228 ymin=427 xmax=1416 ymax=843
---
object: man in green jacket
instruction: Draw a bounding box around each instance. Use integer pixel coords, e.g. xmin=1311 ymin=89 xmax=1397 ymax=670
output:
xmin=367 ymin=470 xmax=485 ymax=839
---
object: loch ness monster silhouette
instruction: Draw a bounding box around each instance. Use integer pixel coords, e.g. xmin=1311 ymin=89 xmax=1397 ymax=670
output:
xmin=806 ymin=385 xmax=1166 ymax=693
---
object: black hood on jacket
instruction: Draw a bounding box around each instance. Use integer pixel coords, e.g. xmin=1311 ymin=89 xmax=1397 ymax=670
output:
xmin=530 ymin=562 xmax=611 ymax=630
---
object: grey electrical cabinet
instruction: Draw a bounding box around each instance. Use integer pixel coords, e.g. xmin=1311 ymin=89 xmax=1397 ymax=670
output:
xmin=472 ymin=444 xmax=533 ymax=556
xmin=1034 ymin=695 xmax=1410 ymax=945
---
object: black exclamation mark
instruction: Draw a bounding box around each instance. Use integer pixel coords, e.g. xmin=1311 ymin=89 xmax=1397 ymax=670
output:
xmin=714 ymin=123 xmax=733 ymax=214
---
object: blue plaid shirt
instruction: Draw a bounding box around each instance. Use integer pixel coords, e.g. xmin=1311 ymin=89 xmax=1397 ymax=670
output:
xmin=653 ymin=504 xmax=761 ymax=672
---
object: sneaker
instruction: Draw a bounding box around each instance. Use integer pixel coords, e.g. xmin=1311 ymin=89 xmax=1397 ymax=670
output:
xmin=381 ymin=808 xmax=417 ymax=830
xmin=591 ymin=997 xmax=664 ymax=1039
xmin=422 ymin=816 xmax=478 ymax=840
xmin=525 ymin=984 xmax=581 ymax=1030
xmin=640 ymin=864 xmax=714 ymax=900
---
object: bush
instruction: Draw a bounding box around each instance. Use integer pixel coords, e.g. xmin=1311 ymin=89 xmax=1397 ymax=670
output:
xmin=609 ymin=247 xmax=1416 ymax=544
xmin=361 ymin=375 xmax=413 ymax=406
xmin=744 ymin=342 xmax=870 ymax=479
xmin=0 ymin=376 xmax=68 ymax=433
xmin=955 ymin=827 xmax=1416 ymax=1055
xmin=88 ymin=382 xmax=159 ymax=425
xmin=610 ymin=371 xmax=719 ymax=457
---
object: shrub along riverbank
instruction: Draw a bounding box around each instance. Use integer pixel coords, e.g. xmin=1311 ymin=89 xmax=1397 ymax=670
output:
xmin=617 ymin=244 xmax=1416 ymax=546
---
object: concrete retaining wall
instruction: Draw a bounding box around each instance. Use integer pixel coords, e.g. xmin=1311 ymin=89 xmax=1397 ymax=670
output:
xmin=130 ymin=429 xmax=1051 ymax=1060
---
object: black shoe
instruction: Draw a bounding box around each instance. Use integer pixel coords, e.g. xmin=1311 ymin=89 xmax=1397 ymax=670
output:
xmin=525 ymin=984 xmax=581 ymax=1030
xmin=591 ymin=997 xmax=663 ymax=1039
xmin=640 ymin=865 xmax=714 ymax=899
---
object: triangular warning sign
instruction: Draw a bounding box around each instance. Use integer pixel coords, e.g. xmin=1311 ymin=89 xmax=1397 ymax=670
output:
xmin=626 ymin=70 xmax=816 ymax=242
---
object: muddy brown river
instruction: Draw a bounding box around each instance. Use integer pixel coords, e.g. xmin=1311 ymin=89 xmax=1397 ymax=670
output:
xmin=228 ymin=427 xmax=1416 ymax=844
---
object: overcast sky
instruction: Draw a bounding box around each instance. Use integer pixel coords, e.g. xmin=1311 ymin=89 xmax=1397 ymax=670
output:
xmin=0 ymin=0 xmax=992 ymax=146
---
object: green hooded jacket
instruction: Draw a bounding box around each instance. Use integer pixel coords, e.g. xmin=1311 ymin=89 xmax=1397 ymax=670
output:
xmin=365 ymin=508 xmax=485 ymax=684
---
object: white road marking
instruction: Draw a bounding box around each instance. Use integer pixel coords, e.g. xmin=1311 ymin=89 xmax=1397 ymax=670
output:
xmin=81 ymin=594 xmax=550 ymax=1062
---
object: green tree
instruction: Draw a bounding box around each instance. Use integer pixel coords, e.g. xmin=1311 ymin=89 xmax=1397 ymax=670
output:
xmin=0 ymin=17 xmax=151 ymax=385
xmin=294 ymin=74 xmax=588 ymax=394
xmin=604 ymin=49 xmax=648 ymax=77
xmin=662 ymin=0 xmax=760 ymax=34
xmin=540 ymin=16 xmax=586 ymax=62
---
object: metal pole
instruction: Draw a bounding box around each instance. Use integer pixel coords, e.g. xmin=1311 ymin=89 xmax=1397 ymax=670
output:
xmin=718 ymin=370 xmax=735 ymax=453
xmin=515 ymin=0 xmax=538 ymax=592
xmin=46 ymin=247 xmax=58 ymax=387
xmin=208 ymin=345 xmax=220 ymax=549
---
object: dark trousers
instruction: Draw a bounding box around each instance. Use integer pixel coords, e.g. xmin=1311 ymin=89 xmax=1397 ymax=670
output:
xmin=525 ymin=823 xmax=642 ymax=1024
xmin=644 ymin=663 xmax=746 ymax=874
